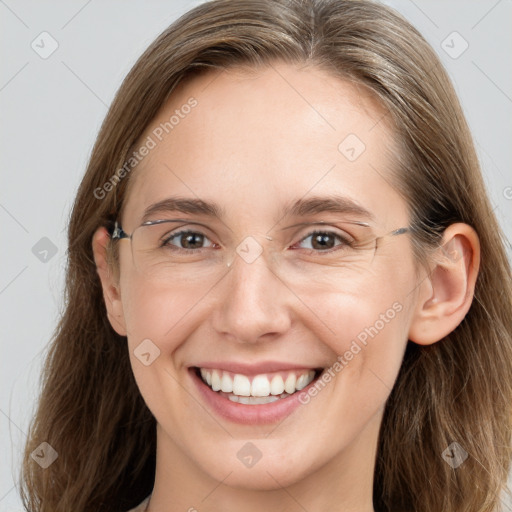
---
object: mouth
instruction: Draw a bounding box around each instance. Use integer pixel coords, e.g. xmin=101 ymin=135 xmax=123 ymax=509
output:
xmin=192 ymin=366 xmax=324 ymax=405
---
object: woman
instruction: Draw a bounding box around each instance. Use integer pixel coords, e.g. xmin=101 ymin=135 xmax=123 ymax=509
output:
xmin=20 ymin=0 xmax=512 ymax=511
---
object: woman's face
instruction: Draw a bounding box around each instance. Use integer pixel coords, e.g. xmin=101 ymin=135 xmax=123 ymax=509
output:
xmin=112 ymin=63 xmax=419 ymax=490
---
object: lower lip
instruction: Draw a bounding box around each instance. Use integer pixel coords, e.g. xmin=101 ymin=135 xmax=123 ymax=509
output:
xmin=189 ymin=367 xmax=322 ymax=425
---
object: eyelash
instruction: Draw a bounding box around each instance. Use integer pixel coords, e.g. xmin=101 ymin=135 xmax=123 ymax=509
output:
xmin=161 ymin=229 xmax=354 ymax=255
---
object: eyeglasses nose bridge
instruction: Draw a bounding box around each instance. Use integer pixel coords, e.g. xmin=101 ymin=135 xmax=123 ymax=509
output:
xmin=226 ymin=235 xmax=280 ymax=268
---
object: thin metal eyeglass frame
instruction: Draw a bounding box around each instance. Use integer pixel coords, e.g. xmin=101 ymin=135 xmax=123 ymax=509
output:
xmin=108 ymin=219 xmax=412 ymax=253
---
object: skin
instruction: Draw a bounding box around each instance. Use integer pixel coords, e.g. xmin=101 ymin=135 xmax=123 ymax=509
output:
xmin=93 ymin=62 xmax=480 ymax=512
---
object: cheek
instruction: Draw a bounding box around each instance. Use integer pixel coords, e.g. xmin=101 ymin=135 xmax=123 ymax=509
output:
xmin=320 ymin=292 xmax=407 ymax=374
xmin=303 ymin=291 xmax=408 ymax=446
xmin=119 ymin=271 xmax=205 ymax=353
xmin=308 ymin=266 xmax=411 ymax=397
xmin=118 ymin=275 xmax=206 ymax=417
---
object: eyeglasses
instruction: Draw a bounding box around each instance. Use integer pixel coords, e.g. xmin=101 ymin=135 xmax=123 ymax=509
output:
xmin=108 ymin=218 xmax=412 ymax=288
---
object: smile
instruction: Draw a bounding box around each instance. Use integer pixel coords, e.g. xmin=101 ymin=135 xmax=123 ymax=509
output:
xmin=189 ymin=365 xmax=325 ymax=424
xmin=196 ymin=367 xmax=322 ymax=404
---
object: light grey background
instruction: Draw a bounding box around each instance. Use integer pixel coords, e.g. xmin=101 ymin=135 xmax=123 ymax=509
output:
xmin=1 ymin=1 xmax=511 ymax=510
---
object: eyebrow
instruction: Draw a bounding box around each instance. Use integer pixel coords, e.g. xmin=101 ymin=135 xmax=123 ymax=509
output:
xmin=141 ymin=194 xmax=375 ymax=224
xmin=142 ymin=197 xmax=224 ymax=223
xmin=280 ymin=194 xmax=375 ymax=222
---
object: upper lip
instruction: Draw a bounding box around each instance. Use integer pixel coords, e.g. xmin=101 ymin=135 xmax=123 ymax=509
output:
xmin=190 ymin=361 xmax=323 ymax=376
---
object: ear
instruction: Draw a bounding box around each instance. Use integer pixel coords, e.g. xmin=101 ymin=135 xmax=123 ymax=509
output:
xmin=408 ymin=223 xmax=480 ymax=345
xmin=92 ymin=227 xmax=127 ymax=336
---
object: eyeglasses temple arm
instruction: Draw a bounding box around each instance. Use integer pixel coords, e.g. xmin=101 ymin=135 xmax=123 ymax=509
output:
xmin=108 ymin=221 xmax=128 ymax=240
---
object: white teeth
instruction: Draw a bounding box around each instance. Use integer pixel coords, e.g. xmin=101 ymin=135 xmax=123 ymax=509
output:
xmin=198 ymin=367 xmax=318 ymax=398
xmin=225 ymin=391 xmax=290 ymax=404
xmin=296 ymin=373 xmax=309 ymax=390
xmin=237 ymin=395 xmax=281 ymax=404
xmin=284 ymin=373 xmax=297 ymax=394
xmin=221 ymin=373 xmax=233 ymax=393
xmin=270 ymin=374 xmax=285 ymax=395
xmin=200 ymin=368 xmax=212 ymax=386
xmin=211 ymin=370 xmax=222 ymax=391
xmin=251 ymin=375 xmax=270 ymax=397
xmin=233 ymin=374 xmax=251 ymax=396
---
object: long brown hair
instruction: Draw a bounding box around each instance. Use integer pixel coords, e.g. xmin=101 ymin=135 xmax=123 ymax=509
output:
xmin=20 ymin=1 xmax=512 ymax=510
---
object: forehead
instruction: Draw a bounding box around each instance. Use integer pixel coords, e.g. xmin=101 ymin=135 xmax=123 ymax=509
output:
xmin=121 ymin=62 xmax=407 ymax=229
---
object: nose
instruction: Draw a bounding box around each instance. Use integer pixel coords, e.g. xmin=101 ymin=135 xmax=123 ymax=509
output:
xmin=211 ymin=245 xmax=293 ymax=344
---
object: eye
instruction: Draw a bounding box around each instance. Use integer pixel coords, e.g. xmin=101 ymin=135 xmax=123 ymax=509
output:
xmin=293 ymin=230 xmax=353 ymax=252
xmin=162 ymin=230 xmax=216 ymax=251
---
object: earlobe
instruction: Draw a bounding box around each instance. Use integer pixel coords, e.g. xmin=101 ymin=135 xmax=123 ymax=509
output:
xmin=92 ymin=227 xmax=127 ymax=336
xmin=408 ymin=223 xmax=480 ymax=346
